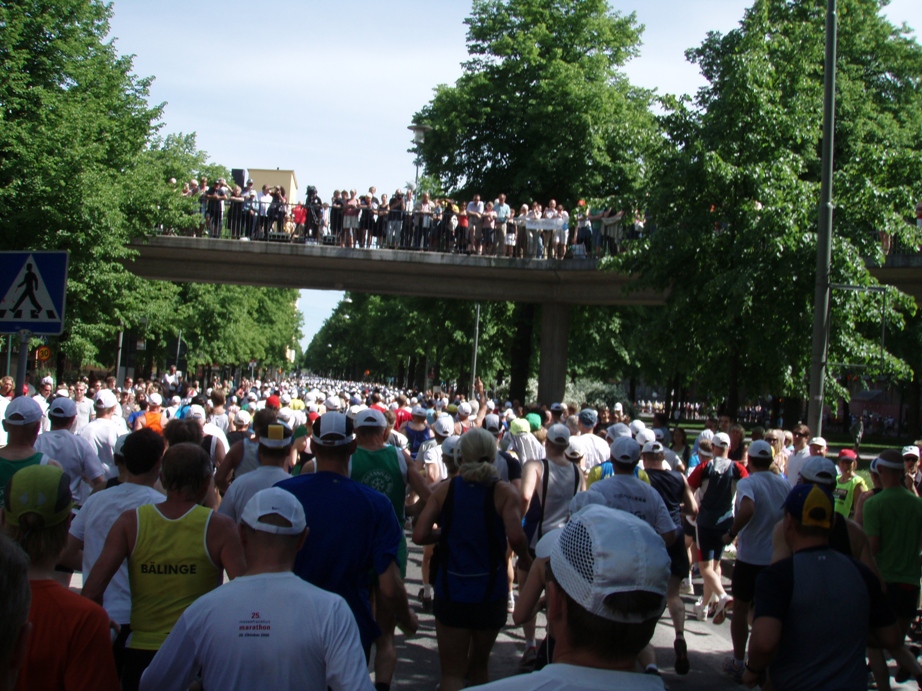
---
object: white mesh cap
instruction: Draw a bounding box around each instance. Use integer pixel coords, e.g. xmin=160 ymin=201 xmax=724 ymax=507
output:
xmin=550 ymin=505 xmax=669 ymax=623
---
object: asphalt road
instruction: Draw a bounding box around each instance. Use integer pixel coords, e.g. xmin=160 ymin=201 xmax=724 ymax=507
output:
xmin=70 ymin=535 xmax=919 ymax=690
xmin=391 ymin=541 xmax=741 ymax=690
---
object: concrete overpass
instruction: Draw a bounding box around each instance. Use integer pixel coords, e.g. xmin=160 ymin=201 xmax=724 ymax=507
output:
xmin=125 ymin=236 xmax=663 ymax=401
xmin=124 ymin=236 xmax=922 ymax=401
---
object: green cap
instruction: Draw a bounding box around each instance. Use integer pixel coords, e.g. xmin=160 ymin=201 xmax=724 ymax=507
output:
xmin=3 ymin=465 xmax=74 ymax=527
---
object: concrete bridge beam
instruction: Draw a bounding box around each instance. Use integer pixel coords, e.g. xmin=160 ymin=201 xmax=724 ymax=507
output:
xmin=537 ymin=303 xmax=570 ymax=405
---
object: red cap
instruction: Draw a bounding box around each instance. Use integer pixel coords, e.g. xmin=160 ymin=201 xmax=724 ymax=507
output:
xmin=266 ymin=395 xmax=281 ymax=409
xmin=837 ymin=448 xmax=857 ymax=461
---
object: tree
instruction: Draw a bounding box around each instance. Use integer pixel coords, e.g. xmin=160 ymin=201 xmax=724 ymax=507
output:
xmin=623 ymin=0 xmax=922 ymax=417
xmin=0 ymin=0 xmax=164 ymax=366
xmin=414 ymin=0 xmax=657 ymax=399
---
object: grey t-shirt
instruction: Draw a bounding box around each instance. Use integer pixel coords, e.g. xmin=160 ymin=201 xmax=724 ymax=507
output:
xmin=735 ymin=471 xmax=791 ymax=565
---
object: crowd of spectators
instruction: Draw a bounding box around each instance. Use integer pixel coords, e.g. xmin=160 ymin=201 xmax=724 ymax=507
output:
xmin=171 ymin=179 xmax=649 ymax=259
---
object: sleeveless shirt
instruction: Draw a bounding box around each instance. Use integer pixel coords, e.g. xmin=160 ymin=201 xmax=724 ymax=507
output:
xmin=128 ymin=503 xmax=220 ymax=650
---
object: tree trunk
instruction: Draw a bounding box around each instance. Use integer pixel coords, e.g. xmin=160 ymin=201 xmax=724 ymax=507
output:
xmin=909 ymin=373 xmax=921 ymax=441
xmin=508 ymin=303 xmax=535 ymax=404
xmin=726 ymin=347 xmax=740 ymax=422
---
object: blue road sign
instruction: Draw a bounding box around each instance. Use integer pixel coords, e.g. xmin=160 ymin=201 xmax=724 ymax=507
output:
xmin=0 ymin=251 xmax=69 ymax=335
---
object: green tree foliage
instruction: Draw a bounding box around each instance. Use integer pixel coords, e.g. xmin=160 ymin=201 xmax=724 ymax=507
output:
xmin=623 ymin=0 xmax=922 ymax=413
xmin=0 ymin=1 xmax=298 ymax=374
xmin=0 ymin=0 xmax=162 ymax=365
xmin=178 ymin=285 xmax=302 ymax=370
xmin=304 ymin=294 xmax=518 ymax=391
xmin=414 ymin=0 xmax=657 ymax=209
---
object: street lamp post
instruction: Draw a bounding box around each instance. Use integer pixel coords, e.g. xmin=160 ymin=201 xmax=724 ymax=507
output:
xmin=807 ymin=0 xmax=838 ymax=436
xmin=407 ymin=124 xmax=432 ymax=191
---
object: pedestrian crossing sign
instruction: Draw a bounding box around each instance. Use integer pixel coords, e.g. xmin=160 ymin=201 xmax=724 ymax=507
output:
xmin=0 ymin=251 xmax=69 ymax=335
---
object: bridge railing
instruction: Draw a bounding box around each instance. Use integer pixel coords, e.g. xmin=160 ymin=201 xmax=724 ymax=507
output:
xmin=152 ymin=206 xmax=648 ymax=259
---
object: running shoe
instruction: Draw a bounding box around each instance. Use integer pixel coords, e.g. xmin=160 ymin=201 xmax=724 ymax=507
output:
xmin=418 ymin=588 xmax=432 ymax=614
xmin=680 ymin=577 xmax=694 ymax=595
xmin=507 ymin=593 xmax=516 ymax=613
xmin=519 ymin=645 xmax=538 ymax=673
xmin=712 ymin=594 xmax=733 ymax=625
xmin=674 ymin=637 xmax=690 ymax=675
xmin=692 ymin=598 xmax=709 ymax=622
xmin=723 ymin=658 xmax=744 ymax=683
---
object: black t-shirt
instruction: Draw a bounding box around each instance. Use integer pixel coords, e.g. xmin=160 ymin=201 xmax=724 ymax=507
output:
xmin=499 ymin=450 xmax=522 ymax=482
xmin=755 ymin=546 xmax=893 ymax=629
xmin=646 ymin=467 xmax=685 ymax=529
xmin=226 ymin=430 xmax=248 ymax=447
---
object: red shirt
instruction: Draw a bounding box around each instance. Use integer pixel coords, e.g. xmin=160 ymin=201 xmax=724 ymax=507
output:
xmin=16 ymin=580 xmax=119 ymax=691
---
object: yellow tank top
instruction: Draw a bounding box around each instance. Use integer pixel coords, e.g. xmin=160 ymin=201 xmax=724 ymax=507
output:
xmin=128 ymin=503 xmax=220 ymax=650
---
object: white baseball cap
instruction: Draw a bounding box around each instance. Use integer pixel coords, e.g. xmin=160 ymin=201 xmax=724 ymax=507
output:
xmin=546 ymin=423 xmax=571 ymax=446
xmin=241 ymin=488 xmax=306 ymax=535
xmin=606 ymin=423 xmax=632 ymax=440
xmin=4 ymin=397 xmax=44 ymax=425
xmin=432 ymin=415 xmax=454 ymax=437
xmin=542 ymin=505 xmax=669 ymax=623
xmin=311 ymin=412 xmax=354 ymax=447
xmin=635 ymin=428 xmax=656 ymax=446
xmin=610 ymin=436 xmax=641 ymax=465
xmin=354 ymin=408 xmax=387 ymax=429
xmin=712 ymin=432 xmax=731 ymax=448
xmin=94 ymin=389 xmax=118 ymax=409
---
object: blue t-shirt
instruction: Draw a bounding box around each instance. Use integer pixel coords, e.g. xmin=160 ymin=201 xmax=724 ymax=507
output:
xmin=275 ymin=471 xmax=401 ymax=652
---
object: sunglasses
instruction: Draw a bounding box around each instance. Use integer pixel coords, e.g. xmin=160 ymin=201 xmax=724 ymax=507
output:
xmin=793 ymin=432 xmax=808 ymax=438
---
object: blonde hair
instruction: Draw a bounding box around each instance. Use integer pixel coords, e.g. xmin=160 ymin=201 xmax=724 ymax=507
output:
xmin=459 ymin=428 xmax=499 ymax=484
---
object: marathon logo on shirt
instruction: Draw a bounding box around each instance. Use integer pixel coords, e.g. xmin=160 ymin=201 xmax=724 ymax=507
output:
xmin=140 ymin=562 xmax=198 ymax=575
xmin=239 ymin=612 xmax=272 ymax=638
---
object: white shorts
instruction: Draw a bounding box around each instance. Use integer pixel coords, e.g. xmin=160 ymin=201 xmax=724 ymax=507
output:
xmin=554 ymin=227 xmax=567 ymax=244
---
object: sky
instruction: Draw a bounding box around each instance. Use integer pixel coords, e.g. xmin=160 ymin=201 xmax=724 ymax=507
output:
xmin=106 ymin=0 xmax=922 ymax=349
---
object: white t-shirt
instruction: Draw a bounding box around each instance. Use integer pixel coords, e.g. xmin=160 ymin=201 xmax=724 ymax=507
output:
xmin=786 ymin=447 xmax=811 ymax=488
xmin=33 ymin=429 xmax=106 ymax=505
xmin=0 ymin=397 xmax=8 ymax=446
xmin=69 ymin=482 xmax=164 ymax=623
xmin=217 ymin=466 xmax=292 ymax=523
xmin=73 ymin=398 xmax=95 ymax=434
xmin=476 ymin=663 xmax=665 ymax=689
xmin=422 ymin=444 xmax=448 ymax=481
xmin=138 ymin=572 xmax=374 ymax=691
xmin=203 ymin=422 xmax=230 ymax=455
xmin=734 ymin=471 xmax=792 ymax=565
xmin=79 ymin=417 xmax=124 ymax=478
xmin=587 ymin=474 xmax=675 ymax=537
xmin=579 ymin=432 xmax=610 ymax=471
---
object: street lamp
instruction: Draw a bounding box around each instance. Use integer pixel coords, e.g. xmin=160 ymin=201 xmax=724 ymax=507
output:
xmin=407 ymin=124 xmax=432 ymax=191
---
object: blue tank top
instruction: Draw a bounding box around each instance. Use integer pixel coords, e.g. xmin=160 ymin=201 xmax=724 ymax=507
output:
xmin=434 ymin=477 xmax=507 ymax=604
xmin=404 ymin=426 xmax=432 ymax=460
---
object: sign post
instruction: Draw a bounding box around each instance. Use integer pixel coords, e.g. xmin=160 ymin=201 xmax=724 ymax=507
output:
xmin=0 ymin=252 xmax=69 ymax=396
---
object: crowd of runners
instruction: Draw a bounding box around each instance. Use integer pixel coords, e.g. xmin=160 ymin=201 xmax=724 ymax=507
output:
xmin=2 ymin=372 xmax=922 ymax=690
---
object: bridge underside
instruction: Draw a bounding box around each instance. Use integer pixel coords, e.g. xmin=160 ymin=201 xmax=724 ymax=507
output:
xmin=125 ymin=237 xmax=664 ymax=306
xmin=124 ymin=237 xmax=921 ymax=400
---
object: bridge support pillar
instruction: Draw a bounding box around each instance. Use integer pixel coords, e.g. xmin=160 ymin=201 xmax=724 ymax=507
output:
xmin=538 ymin=303 xmax=570 ymax=404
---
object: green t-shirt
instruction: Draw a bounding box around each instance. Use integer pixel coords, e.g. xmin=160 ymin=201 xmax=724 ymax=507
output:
xmin=832 ymin=475 xmax=867 ymax=518
xmin=863 ymin=485 xmax=922 ymax=585
xmin=0 ymin=452 xmax=46 ymax=508
xmin=350 ymin=445 xmax=408 ymax=575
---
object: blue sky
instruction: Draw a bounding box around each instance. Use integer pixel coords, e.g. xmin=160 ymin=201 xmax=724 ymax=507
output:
xmin=106 ymin=0 xmax=922 ymax=348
